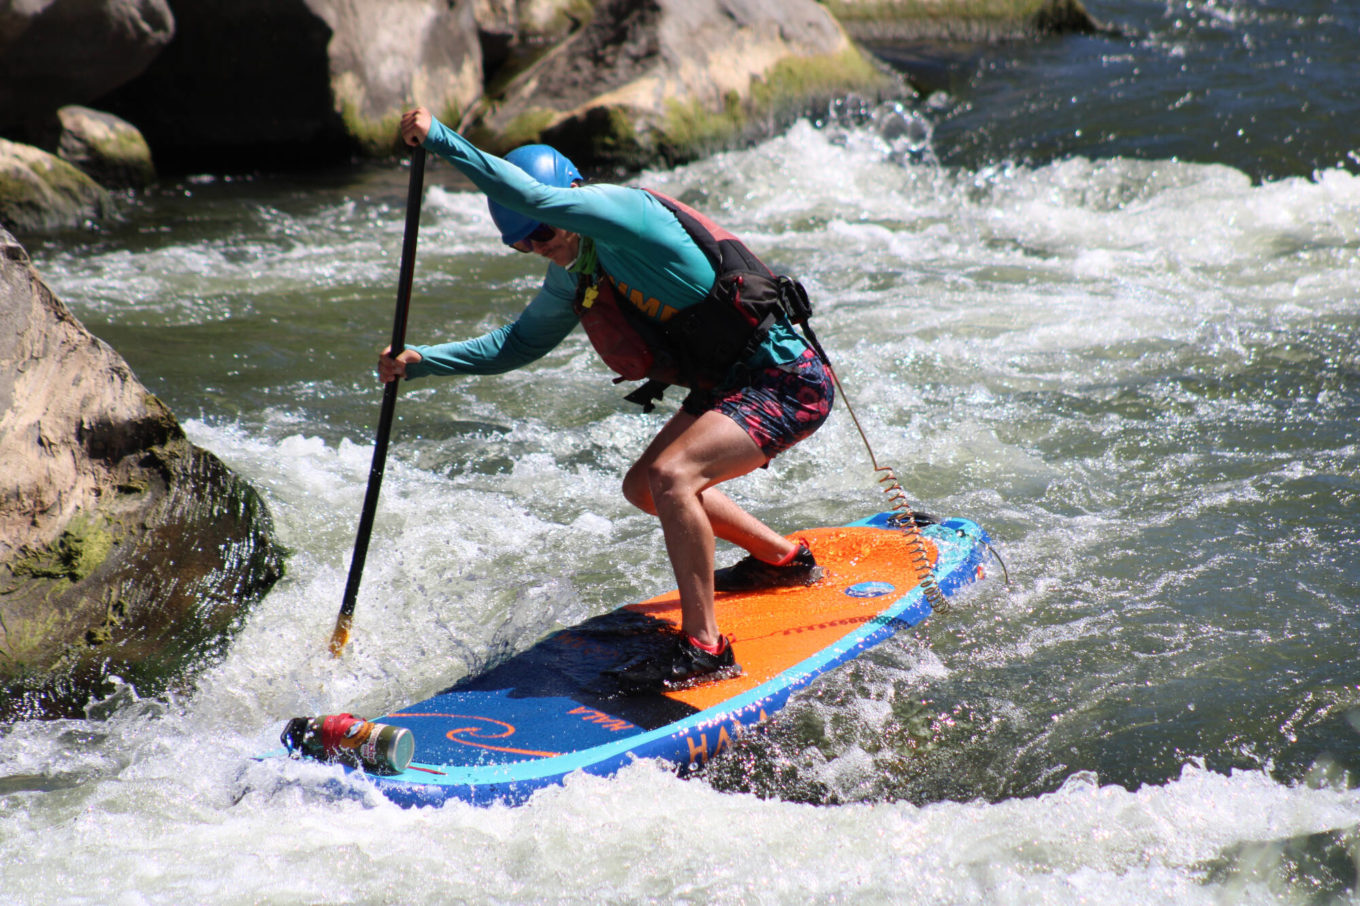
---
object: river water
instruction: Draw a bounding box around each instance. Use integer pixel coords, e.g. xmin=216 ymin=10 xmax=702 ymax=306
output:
xmin=6 ymin=1 xmax=1360 ymax=902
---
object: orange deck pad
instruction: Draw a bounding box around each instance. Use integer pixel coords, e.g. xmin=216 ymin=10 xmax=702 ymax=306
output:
xmin=624 ymin=526 xmax=939 ymax=711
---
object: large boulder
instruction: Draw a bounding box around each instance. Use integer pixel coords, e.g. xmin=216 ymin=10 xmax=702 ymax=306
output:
xmin=0 ymin=139 xmax=112 ymax=234
xmin=823 ymin=0 xmax=1110 ymax=42
xmin=462 ymin=0 xmax=902 ymax=170
xmin=315 ymin=0 xmax=484 ymax=153
xmin=99 ymin=0 xmax=484 ymax=170
xmin=0 ymin=0 xmax=174 ymax=131
xmin=0 ymin=229 xmax=284 ymax=717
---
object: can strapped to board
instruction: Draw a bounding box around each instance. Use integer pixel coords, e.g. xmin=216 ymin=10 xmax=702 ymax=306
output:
xmin=281 ymin=713 xmax=414 ymax=775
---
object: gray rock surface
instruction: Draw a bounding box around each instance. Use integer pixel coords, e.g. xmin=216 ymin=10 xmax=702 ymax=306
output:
xmin=0 ymin=0 xmax=174 ymax=129
xmin=55 ymin=106 xmax=156 ymax=190
xmin=0 ymin=138 xmax=112 ymax=234
xmin=0 ymin=229 xmax=283 ymax=716
xmin=99 ymin=0 xmax=484 ymax=168
xmin=464 ymin=0 xmax=899 ymax=169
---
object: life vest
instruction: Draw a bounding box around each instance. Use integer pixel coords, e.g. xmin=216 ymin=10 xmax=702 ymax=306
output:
xmin=573 ymin=190 xmax=809 ymax=408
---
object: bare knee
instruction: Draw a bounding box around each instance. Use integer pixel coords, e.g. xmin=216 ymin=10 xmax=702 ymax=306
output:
xmin=645 ymin=456 xmax=694 ymax=513
xmin=622 ymin=462 xmax=655 ymax=514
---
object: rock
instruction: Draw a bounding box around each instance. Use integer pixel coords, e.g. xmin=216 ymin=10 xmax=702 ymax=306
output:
xmin=99 ymin=0 xmax=484 ymax=169
xmin=517 ymin=0 xmax=588 ymax=39
xmin=317 ymin=0 xmax=484 ymax=154
xmin=56 ymin=106 xmax=156 ymax=190
xmin=0 ymin=139 xmax=112 ymax=235
xmin=0 ymin=0 xmax=174 ymax=130
xmin=823 ymin=0 xmax=1112 ymax=43
xmin=512 ymin=0 xmax=590 ymax=50
xmin=823 ymin=0 xmax=1117 ymax=99
xmin=0 ymin=229 xmax=284 ymax=717
xmin=472 ymin=0 xmax=582 ymax=81
xmin=463 ymin=0 xmax=902 ymax=171
xmin=472 ymin=0 xmax=520 ymax=77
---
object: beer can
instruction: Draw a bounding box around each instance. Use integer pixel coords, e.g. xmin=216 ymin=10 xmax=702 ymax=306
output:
xmin=281 ymin=713 xmax=414 ymax=775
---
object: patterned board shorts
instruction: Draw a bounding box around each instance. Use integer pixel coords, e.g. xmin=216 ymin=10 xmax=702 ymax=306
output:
xmin=681 ymin=348 xmax=835 ymax=459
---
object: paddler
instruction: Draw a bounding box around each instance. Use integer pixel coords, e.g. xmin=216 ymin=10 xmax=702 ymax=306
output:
xmin=380 ymin=107 xmax=833 ymax=690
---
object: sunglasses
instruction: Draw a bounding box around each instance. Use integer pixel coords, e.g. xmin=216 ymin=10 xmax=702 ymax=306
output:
xmin=511 ymin=224 xmax=556 ymax=253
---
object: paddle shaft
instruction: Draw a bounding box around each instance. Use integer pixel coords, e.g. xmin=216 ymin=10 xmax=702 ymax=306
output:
xmin=331 ymin=146 xmax=426 ymax=655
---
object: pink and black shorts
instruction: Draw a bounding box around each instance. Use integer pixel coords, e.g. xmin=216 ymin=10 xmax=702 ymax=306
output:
xmin=681 ymin=348 xmax=834 ymax=459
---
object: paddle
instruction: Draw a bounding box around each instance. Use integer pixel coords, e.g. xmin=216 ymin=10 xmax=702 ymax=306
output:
xmin=329 ymin=146 xmax=426 ymax=657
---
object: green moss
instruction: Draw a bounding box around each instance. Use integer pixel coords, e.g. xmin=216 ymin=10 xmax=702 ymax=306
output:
xmin=0 ymin=172 xmax=30 ymax=208
xmin=0 ymin=143 xmax=111 ymax=229
xmin=110 ymin=128 xmax=149 ymax=157
xmin=141 ymin=391 xmax=171 ymax=423
xmin=33 ymin=153 xmax=96 ymax=197
xmin=822 ymin=0 xmax=1104 ymax=38
xmin=823 ymin=0 xmax=1053 ymax=22
xmin=660 ymin=91 xmax=744 ymax=159
xmin=0 ymin=604 xmax=66 ymax=668
xmin=341 ymin=102 xmax=405 ymax=157
xmin=657 ymin=43 xmax=893 ymax=163
xmin=115 ymin=477 xmax=150 ymax=495
xmin=0 ymin=154 xmax=93 ymax=207
xmin=753 ymin=43 xmax=889 ymax=109
xmin=90 ymin=128 xmax=153 ymax=171
xmin=596 ymin=105 xmax=640 ymax=155
xmin=338 ymin=93 xmax=466 ymax=157
xmin=83 ymin=589 xmax=127 ymax=647
xmin=10 ymin=516 xmax=117 ymax=584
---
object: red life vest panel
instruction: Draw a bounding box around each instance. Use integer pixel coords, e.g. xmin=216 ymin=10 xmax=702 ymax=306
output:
xmin=573 ymin=277 xmax=671 ymax=383
xmin=572 ymin=189 xmax=797 ymax=398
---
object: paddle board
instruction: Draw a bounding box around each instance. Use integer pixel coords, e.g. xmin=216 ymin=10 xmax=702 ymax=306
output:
xmin=278 ymin=511 xmax=991 ymax=807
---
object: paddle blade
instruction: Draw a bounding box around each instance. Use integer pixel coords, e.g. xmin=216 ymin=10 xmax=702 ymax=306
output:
xmin=328 ymin=613 xmax=353 ymax=657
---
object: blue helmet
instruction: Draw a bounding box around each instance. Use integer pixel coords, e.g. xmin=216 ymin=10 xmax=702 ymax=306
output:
xmin=488 ymin=144 xmax=583 ymax=246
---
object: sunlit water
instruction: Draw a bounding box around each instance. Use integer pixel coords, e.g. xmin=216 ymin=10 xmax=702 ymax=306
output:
xmin=6 ymin=2 xmax=1360 ymax=902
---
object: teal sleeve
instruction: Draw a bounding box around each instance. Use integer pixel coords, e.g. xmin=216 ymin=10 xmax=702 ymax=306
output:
xmin=403 ymin=266 xmax=580 ymax=378
xmin=423 ymin=117 xmax=662 ymax=246
xmin=418 ymin=115 xmax=809 ymax=375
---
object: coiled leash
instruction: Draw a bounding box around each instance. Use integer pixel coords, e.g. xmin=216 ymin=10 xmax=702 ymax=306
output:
xmin=776 ymin=277 xmax=985 ymax=612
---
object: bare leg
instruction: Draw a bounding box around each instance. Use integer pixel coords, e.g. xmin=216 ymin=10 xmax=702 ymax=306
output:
xmin=623 ymin=411 xmax=796 ymax=564
xmin=623 ymin=410 xmax=793 ymax=647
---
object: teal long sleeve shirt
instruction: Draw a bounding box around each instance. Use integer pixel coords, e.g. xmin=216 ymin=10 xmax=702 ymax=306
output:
xmin=404 ymin=117 xmax=807 ymax=381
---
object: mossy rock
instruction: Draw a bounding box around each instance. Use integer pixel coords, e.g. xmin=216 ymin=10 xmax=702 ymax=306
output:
xmin=0 ymin=236 xmax=285 ymax=717
xmin=0 ymin=139 xmax=112 ymax=235
xmin=659 ymin=42 xmax=894 ymax=161
xmin=0 ymin=437 xmax=285 ymax=719
xmin=56 ymin=106 xmax=157 ymax=190
xmin=461 ymin=0 xmax=903 ymax=173
xmin=538 ymin=42 xmax=900 ymax=172
xmin=824 ymin=0 xmax=1110 ymax=41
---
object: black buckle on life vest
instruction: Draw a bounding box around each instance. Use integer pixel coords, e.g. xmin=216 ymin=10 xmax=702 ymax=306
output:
xmin=776 ymin=275 xmax=812 ymax=322
xmin=621 ymin=379 xmax=669 ymax=413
